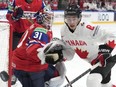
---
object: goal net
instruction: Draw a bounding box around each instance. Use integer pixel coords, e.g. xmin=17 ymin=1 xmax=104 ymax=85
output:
xmin=0 ymin=21 xmax=12 ymax=87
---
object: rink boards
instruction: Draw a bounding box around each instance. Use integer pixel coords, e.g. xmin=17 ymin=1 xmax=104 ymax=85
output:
xmin=1 ymin=10 xmax=116 ymax=25
xmin=0 ymin=10 xmax=116 ymax=87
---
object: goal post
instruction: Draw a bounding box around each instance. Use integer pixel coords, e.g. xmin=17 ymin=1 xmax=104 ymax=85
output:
xmin=0 ymin=21 xmax=13 ymax=87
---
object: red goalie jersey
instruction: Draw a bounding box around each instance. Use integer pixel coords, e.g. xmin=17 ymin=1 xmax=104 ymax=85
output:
xmin=12 ymin=23 xmax=53 ymax=72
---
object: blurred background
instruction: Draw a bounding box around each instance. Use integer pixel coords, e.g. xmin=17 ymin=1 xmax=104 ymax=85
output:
xmin=1 ymin=0 xmax=116 ymax=11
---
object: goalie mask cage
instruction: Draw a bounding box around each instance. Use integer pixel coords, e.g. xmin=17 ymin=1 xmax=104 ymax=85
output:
xmin=0 ymin=21 xmax=12 ymax=87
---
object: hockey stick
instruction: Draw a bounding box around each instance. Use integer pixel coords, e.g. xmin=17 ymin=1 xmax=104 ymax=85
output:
xmin=64 ymin=63 xmax=100 ymax=87
xmin=64 ymin=47 xmax=116 ymax=87
xmin=65 ymin=76 xmax=73 ymax=87
xmin=0 ymin=71 xmax=9 ymax=82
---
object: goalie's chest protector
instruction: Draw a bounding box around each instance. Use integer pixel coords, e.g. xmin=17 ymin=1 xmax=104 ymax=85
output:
xmin=61 ymin=23 xmax=105 ymax=62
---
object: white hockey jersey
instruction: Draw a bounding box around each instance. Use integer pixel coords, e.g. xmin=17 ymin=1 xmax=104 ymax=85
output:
xmin=61 ymin=22 xmax=116 ymax=63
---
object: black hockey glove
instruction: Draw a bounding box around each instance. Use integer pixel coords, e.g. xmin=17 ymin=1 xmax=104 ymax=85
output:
xmin=12 ymin=7 xmax=23 ymax=21
xmin=45 ymin=44 xmax=64 ymax=64
xmin=44 ymin=38 xmax=64 ymax=64
xmin=45 ymin=51 xmax=63 ymax=64
xmin=91 ymin=44 xmax=113 ymax=67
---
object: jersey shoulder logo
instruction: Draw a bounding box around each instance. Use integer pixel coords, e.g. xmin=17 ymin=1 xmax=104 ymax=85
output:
xmin=86 ymin=24 xmax=95 ymax=30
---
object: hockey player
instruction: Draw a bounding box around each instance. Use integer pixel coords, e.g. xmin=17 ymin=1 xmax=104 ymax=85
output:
xmin=12 ymin=14 xmax=66 ymax=87
xmin=59 ymin=4 xmax=116 ymax=87
xmin=6 ymin=0 xmax=52 ymax=50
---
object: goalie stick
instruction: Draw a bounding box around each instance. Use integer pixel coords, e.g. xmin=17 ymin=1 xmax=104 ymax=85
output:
xmin=0 ymin=71 xmax=9 ymax=82
xmin=65 ymin=76 xmax=73 ymax=87
xmin=64 ymin=47 xmax=116 ymax=87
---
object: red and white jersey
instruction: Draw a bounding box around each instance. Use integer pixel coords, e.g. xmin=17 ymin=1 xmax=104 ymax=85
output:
xmin=7 ymin=0 xmax=45 ymax=33
xmin=61 ymin=22 xmax=116 ymax=63
xmin=12 ymin=23 xmax=53 ymax=72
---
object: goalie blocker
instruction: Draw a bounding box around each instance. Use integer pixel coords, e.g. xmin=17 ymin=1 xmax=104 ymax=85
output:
xmin=37 ymin=38 xmax=67 ymax=87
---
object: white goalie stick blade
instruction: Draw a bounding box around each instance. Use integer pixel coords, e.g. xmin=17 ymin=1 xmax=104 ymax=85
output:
xmin=0 ymin=71 xmax=9 ymax=82
xmin=64 ymin=46 xmax=116 ymax=87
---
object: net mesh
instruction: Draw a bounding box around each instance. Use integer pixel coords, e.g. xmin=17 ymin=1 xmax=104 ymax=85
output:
xmin=0 ymin=22 xmax=12 ymax=87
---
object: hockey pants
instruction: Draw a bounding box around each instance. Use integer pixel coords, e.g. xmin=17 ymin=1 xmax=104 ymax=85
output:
xmin=13 ymin=64 xmax=58 ymax=87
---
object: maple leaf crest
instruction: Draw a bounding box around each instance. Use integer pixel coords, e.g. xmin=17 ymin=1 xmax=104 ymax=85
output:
xmin=107 ymin=40 xmax=116 ymax=48
xmin=75 ymin=48 xmax=89 ymax=59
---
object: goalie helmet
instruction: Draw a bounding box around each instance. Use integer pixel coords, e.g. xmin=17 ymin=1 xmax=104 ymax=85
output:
xmin=64 ymin=4 xmax=82 ymax=18
xmin=37 ymin=13 xmax=54 ymax=30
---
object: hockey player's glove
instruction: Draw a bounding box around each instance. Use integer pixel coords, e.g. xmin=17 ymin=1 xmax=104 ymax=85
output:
xmin=91 ymin=53 xmax=112 ymax=67
xmin=45 ymin=62 xmax=66 ymax=87
xmin=91 ymin=44 xmax=113 ymax=67
xmin=12 ymin=7 xmax=23 ymax=21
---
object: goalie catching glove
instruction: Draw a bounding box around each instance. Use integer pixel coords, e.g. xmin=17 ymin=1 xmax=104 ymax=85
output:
xmin=37 ymin=37 xmax=66 ymax=64
xmin=45 ymin=41 xmax=64 ymax=64
xmin=45 ymin=62 xmax=66 ymax=87
xmin=45 ymin=51 xmax=63 ymax=64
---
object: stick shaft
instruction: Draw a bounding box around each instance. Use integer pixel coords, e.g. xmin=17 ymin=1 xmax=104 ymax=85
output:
xmin=65 ymin=76 xmax=73 ymax=87
xmin=64 ymin=68 xmax=91 ymax=87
